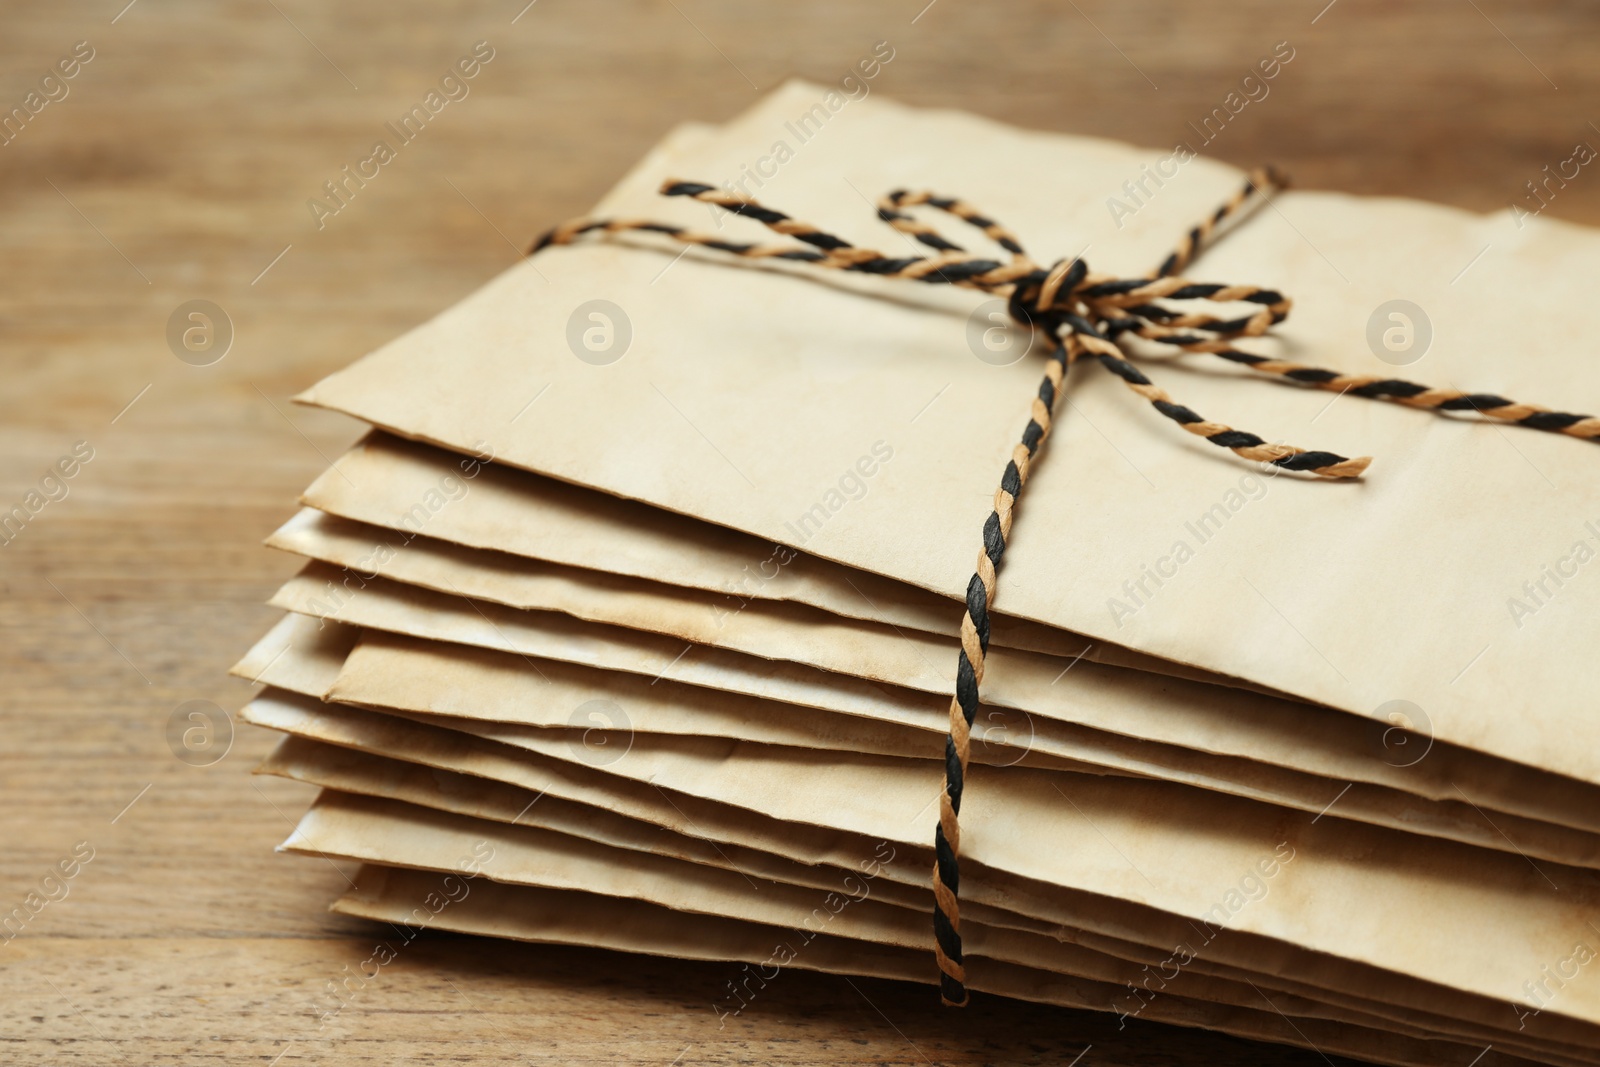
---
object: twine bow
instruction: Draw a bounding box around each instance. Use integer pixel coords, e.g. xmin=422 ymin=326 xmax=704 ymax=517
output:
xmin=531 ymin=169 xmax=1599 ymax=1008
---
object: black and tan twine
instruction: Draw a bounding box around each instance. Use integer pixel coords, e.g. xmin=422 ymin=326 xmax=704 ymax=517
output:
xmin=531 ymin=169 xmax=1600 ymax=1006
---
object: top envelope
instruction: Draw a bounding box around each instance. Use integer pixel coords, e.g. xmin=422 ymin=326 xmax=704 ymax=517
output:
xmin=299 ymin=82 xmax=1600 ymax=787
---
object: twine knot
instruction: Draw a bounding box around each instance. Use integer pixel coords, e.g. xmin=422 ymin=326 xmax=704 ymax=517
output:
xmin=1002 ymin=255 xmax=1087 ymax=342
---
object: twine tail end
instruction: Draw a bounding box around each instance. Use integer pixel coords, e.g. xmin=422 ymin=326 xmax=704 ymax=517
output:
xmin=1320 ymin=455 xmax=1372 ymax=479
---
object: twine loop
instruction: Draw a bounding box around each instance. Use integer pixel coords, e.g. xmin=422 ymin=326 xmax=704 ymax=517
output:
xmin=530 ymin=165 xmax=1599 ymax=1009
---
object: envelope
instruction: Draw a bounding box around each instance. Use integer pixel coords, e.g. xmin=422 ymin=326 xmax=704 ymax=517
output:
xmin=286 ymin=789 xmax=1593 ymax=1065
xmin=255 ymin=566 xmax=1600 ymax=868
xmin=341 ymin=638 xmax=1121 ymax=773
xmin=294 ymin=80 xmax=1600 ymax=790
xmin=347 ymin=702 xmax=1600 ymax=1039
xmin=336 ymin=863 xmax=1557 ymax=1067
xmin=258 ymin=732 xmax=1591 ymax=1062
xmin=300 ymin=431 xmax=1183 ymax=668
xmin=232 ymin=624 xmax=1600 ymax=1044
xmin=242 ymin=683 xmax=1600 ymax=1052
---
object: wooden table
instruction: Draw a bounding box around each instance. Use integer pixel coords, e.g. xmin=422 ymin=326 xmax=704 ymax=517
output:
xmin=4 ymin=1 xmax=1594 ymax=1062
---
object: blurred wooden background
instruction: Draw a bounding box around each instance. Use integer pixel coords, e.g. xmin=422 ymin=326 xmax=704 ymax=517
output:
xmin=3 ymin=1 xmax=1596 ymax=1063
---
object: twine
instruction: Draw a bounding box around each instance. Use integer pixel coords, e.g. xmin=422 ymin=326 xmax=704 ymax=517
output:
xmin=531 ymin=168 xmax=1599 ymax=1007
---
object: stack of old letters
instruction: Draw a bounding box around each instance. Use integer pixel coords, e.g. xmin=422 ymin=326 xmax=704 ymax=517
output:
xmin=231 ymin=82 xmax=1600 ymax=1066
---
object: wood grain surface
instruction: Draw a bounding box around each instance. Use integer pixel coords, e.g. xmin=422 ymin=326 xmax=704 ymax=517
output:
xmin=3 ymin=1 xmax=1596 ymax=1063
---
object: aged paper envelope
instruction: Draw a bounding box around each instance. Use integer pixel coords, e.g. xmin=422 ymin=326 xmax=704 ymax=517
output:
xmin=229 ymin=610 xmax=356 ymax=692
xmin=236 ymin=617 xmax=1600 ymax=1043
xmin=258 ymin=735 xmax=1588 ymax=1061
xmin=404 ymin=714 xmax=1600 ymax=1034
xmin=240 ymin=689 xmax=1600 ymax=1048
xmin=288 ymin=790 xmax=1591 ymax=1064
xmin=329 ymin=628 xmax=1600 ymax=870
xmin=297 ymin=81 xmax=1600 ymax=786
xmin=270 ymin=506 xmax=1600 ymax=831
xmin=333 ymin=865 xmax=1566 ymax=1067
xmin=235 ymin=632 xmax=1600 ymax=1042
xmin=258 ymin=734 xmax=936 ymax=916
xmin=260 ymin=565 xmax=1600 ymax=866
xmin=302 ymin=432 xmax=1088 ymax=660
xmin=330 ymin=631 xmax=1108 ymax=773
